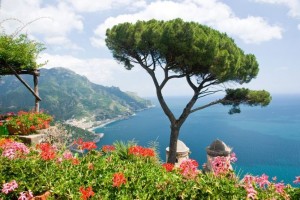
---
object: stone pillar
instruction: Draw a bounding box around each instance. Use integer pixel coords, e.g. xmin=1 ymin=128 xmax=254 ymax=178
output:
xmin=166 ymin=140 xmax=190 ymax=166
xmin=204 ymin=139 xmax=232 ymax=172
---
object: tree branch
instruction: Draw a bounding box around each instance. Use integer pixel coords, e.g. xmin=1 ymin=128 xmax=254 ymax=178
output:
xmin=190 ymin=98 xmax=224 ymax=113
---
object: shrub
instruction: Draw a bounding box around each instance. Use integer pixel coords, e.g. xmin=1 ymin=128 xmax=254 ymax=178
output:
xmin=0 ymin=138 xmax=299 ymax=200
xmin=5 ymin=111 xmax=53 ymax=135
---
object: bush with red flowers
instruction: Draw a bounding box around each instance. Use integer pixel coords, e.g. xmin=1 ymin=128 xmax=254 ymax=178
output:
xmin=4 ymin=111 xmax=53 ymax=135
xmin=0 ymin=138 xmax=299 ymax=200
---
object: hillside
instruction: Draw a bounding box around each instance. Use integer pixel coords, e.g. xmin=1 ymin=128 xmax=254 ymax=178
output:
xmin=0 ymin=67 xmax=152 ymax=126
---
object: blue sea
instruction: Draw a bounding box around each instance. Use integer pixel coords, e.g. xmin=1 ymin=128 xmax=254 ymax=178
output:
xmin=95 ymin=95 xmax=300 ymax=185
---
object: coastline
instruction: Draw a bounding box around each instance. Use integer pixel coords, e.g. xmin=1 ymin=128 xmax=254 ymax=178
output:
xmin=65 ymin=105 xmax=155 ymax=132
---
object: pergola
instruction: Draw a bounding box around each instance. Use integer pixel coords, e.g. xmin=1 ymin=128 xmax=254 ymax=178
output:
xmin=0 ymin=66 xmax=41 ymax=112
xmin=0 ymin=34 xmax=44 ymax=113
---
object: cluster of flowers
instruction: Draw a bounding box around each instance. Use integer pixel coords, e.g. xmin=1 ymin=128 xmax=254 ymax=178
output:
xmin=0 ymin=138 xmax=29 ymax=159
xmin=113 ymin=172 xmax=127 ymax=188
xmin=179 ymin=159 xmax=199 ymax=179
xmin=102 ymin=145 xmax=116 ymax=153
xmin=1 ymin=180 xmax=33 ymax=200
xmin=162 ymin=163 xmax=175 ymax=172
xmin=242 ymin=174 xmax=293 ymax=199
xmin=128 ymin=145 xmax=155 ymax=157
xmin=79 ymin=186 xmax=95 ymax=200
xmin=162 ymin=159 xmax=199 ymax=179
xmin=209 ymin=152 xmax=237 ymax=176
xmin=74 ymin=138 xmax=97 ymax=151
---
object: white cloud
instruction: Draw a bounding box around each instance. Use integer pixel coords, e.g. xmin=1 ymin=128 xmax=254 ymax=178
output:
xmin=253 ymin=0 xmax=300 ymax=17
xmin=64 ymin=0 xmax=147 ymax=12
xmin=91 ymin=0 xmax=283 ymax=47
xmin=0 ymin=0 xmax=83 ymax=49
xmin=44 ymin=36 xmax=83 ymax=51
xmin=38 ymin=53 xmax=156 ymax=96
xmin=39 ymin=53 xmax=192 ymax=96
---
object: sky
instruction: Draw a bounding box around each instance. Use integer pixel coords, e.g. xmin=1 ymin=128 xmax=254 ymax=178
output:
xmin=0 ymin=0 xmax=299 ymax=97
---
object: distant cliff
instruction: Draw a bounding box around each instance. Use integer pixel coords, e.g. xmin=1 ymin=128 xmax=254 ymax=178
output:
xmin=0 ymin=67 xmax=152 ymax=124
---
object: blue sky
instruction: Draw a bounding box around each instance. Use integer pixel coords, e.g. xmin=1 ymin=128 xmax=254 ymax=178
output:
xmin=1 ymin=0 xmax=299 ymax=97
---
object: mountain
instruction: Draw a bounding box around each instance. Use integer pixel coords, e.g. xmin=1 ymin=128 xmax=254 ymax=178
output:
xmin=0 ymin=67 xmax=152 ymax=122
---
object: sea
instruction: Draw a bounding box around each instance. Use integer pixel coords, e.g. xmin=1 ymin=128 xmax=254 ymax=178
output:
xmin=94 ymin=94 xmax=300 ymax=185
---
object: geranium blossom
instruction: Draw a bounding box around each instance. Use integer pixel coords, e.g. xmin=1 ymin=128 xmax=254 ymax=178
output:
xmin=230 ymin=152 xmax=237 ymax=163
xmin=102 ymin=145 xmax=115 ymax=153
xmin=162 ymin=163 xmax=174 ymax=172
xmin=1 ymin=140 xmax=30 ymax=160
xmin=274 ymin=182 xmax=285 ymax=194
xmin=179 ymin=159 xmax=199 ymax=179
xmin=79 ymin=186 xmax=94 ymax=200
xmin=113 ymin=172 xmax=127 ymax=188
xmin=1 ymin=180 xmax=18 ymax=194
xmin=36 ymin=143 xmax=56 ymax=160
xmin=255 ymin=174 xmax=270 ymax=188
xmin=293 ymin=176 xmax=300 ymax=184
xmin=244 ymin=184 xmax=257 ymax=200
xmin=74 ymin=138 xmax=97 ymax=151
xmin=211 ymin=156 xmax=231 ymax=176
xmin=62 ymin=151 xmax=73 ymax=160
xmin=18 ymin=190 xmax=33 ymax=200
xmin=128 ymin=145 xmax=155 ymax=157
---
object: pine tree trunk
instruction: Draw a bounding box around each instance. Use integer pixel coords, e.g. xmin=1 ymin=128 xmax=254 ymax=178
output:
xmin=167 ymin=124 xmax=180 ymax=164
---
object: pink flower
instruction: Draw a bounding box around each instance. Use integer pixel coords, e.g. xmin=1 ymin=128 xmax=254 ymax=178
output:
xmin=179 ymin=159 xmax=199 ymax=179
xmin=243 ymin=175 xmax=256 ymax=185
xmin=255 ymin=174 xmax=270 ymax=188
xmin=211 ymin=156 xmax=231 ymax=176
xmin=244 ymin=184 xmax=257 ymax=200
xmin=63 ymin=151 xmax=73 ymax=160
xmin=1 ymin=141 xmax=29 ymax=160
xmin=1 ymin=180 xmax=18 ymax=194
xmin=274 ymin=182 xmax=285 ymax=194
xmin=293 ymin=176 xmax=300 ymax=184
xmin=18 ymin=190 xmax=33 ymax=200
xmin=230 ymin=152 xmax=237 ymax=163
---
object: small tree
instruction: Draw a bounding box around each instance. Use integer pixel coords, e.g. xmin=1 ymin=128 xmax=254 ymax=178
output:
xmin=105 ymin=19 xmax=271 ymax=163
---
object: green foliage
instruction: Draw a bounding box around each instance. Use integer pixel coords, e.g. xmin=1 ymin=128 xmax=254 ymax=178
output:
xmin=0 ymin=68 xmax=152 ymax=121
xmin=0 ymin=34 xmax=45 ymax=73
xmin=0 ymin=139 xmax=299 ymax=200
xmin=5 ymin=111 xmax=53 ymax=135
xmin=223 ymin=88 xmax=272 ymax=114
xmin=106 ymin=18 xmax=259 ymax=84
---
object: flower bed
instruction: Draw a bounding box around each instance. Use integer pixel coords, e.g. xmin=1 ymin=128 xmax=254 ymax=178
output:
xmin=4 ymin=111 xmax=53 ymax=135
xmin=0 ymin=138 xmax=299 ymax=200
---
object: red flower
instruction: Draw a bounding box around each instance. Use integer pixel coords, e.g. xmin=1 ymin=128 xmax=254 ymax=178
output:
xmin=29 ymin=125 xmax=36 ymax=131
xmin=102 ymin=145 xmax=115 ymax=153
xmin=72 ymin=158 xmax=80 ymax=165
xmin=113 ymin=172 xmax=127 ymax=188
xmin=36 ymin=143 xmax=56 ymax=160
xmin=79 ymin=186 xmax=95 ymax=200
xmin=40 ymin=150 xmax=56 ymax=160
xmin=74 ymin=138 xmax=97 ymax=151
xmin=88 ymin=163 xmax=94 ymax=170
xmin=82 ymin=142 xmax=97 ymax=150
xmin=162 ymin=163 xmax=174 ymax=172
xmin=128 ymin=145 xmax=155 ymax=157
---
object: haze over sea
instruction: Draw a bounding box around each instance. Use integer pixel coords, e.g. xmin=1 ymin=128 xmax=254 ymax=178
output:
xmin=95 ymin=95 xmax=300 ymax=185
